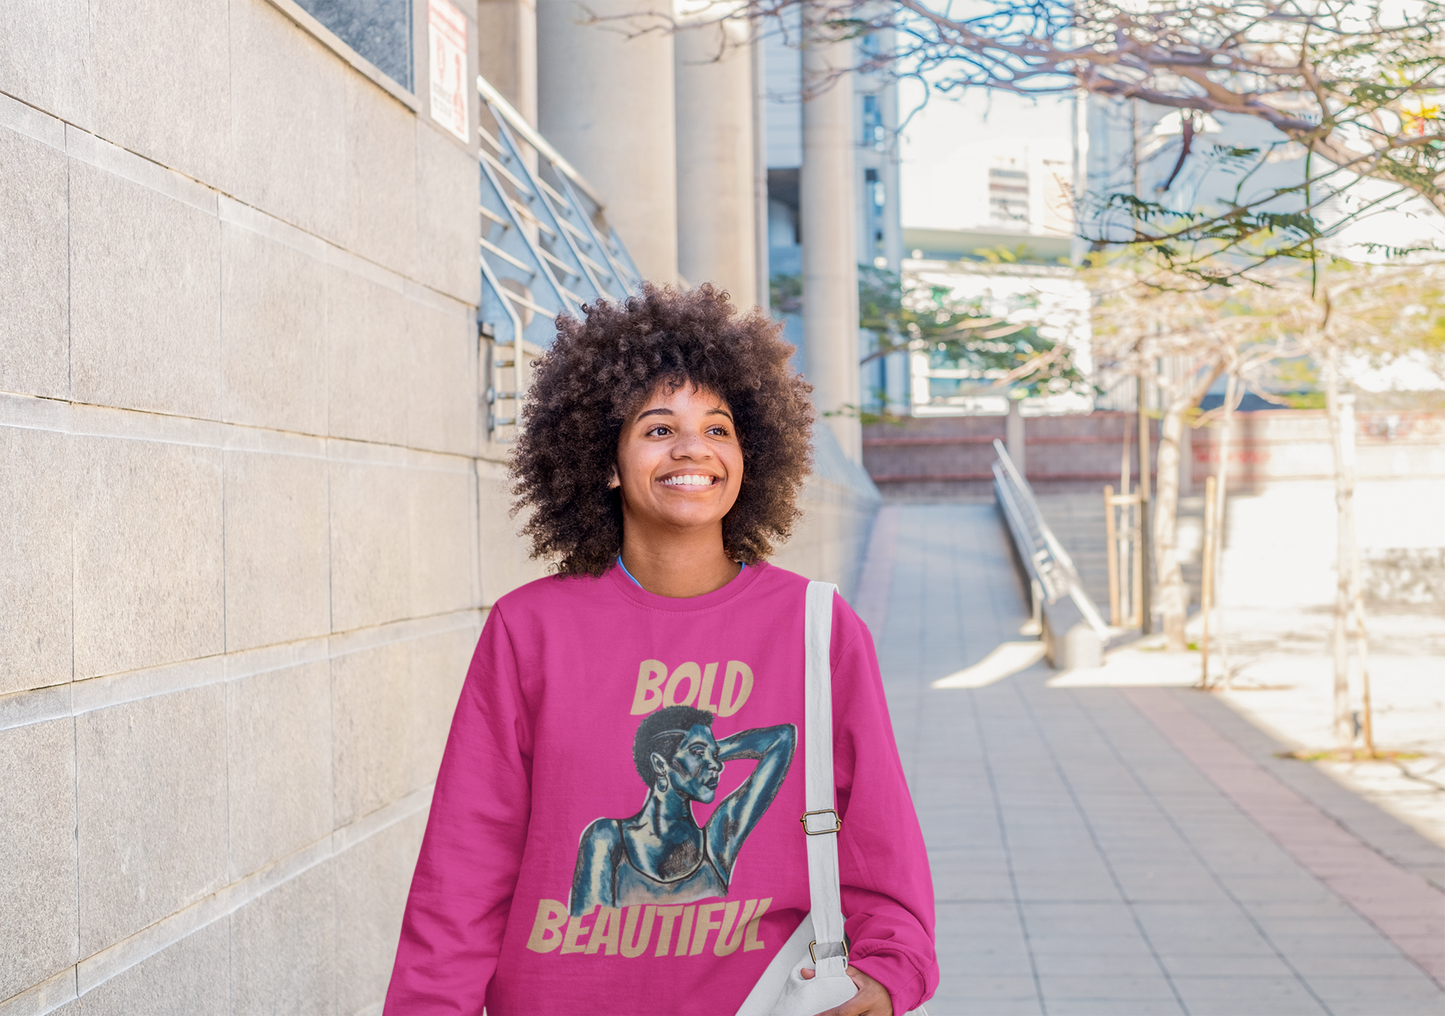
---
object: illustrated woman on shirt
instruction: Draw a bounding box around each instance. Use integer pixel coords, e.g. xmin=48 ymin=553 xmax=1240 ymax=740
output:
xmin=569 ymin=705 xmax=796 ymax=915
xmin=387 ymin=284 xmax=937 ymax=1016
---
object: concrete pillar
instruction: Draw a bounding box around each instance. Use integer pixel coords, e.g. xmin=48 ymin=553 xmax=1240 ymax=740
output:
xmin=1006 ymin=395 xmax=1026 ymax=475
xmin=537 ymin=1 xmax=679 ymax=282
xmin=477 ymin=0 xmax=537 ymax=125
xmin=751 ymin=35 xmax=771 ymax=310
xmin=674 ymin=15 xmax=757 ymax=305
xmin=1179 ymin=417 xmax=1193 ymax=495
xmin=801 ymin=2 xmax=861 ymax=461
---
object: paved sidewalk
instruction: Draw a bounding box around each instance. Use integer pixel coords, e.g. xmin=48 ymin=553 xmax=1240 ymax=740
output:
xmin=864 ymin=503 xmax=1445 ymax=1016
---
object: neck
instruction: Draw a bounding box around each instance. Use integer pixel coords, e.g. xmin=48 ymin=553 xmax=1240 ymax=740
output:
xmin=619 ymin=518 xmax=740 ymax=598
xmin=645 ymin=786 xmax=698 ymax=832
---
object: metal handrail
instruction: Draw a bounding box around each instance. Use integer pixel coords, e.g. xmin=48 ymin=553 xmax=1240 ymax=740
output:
xmin=476 ymin=74 xmax=606 ymax=209
xmin=476 ymin=72 xmax=645 ymax=440
xmin=992 ymin=439 xmax=1111 ymax=639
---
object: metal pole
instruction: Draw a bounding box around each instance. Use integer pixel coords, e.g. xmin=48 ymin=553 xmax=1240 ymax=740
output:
xmin=1200 ymin=474 xmax=1216 ymax=688
xmin=1214 ymin=372 xmax=1238 ymax=689
xmin=1139 ymin=373 xmax=1153 ymax=634
xmin=1007 ymin=395 xmax=1026 ymax=477
xmin=1104 ymin=485 xmax=1120 ymax=627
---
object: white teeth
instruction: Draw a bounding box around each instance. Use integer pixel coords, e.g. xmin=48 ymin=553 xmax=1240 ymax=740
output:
xmin=662 ymin=474 xmax=715 ymax=487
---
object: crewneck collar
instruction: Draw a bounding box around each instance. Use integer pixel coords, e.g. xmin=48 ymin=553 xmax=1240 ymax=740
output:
xmin=607 ymin=558 xmax=767 ymax=612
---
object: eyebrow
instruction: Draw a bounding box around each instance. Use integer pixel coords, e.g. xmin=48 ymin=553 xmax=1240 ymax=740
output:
xmin=635 ymin=407 xmax=734 ymax=422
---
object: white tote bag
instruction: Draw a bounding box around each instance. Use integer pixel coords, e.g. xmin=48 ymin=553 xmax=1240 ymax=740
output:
xmin=735 ymin=582 xmax=928 ymax=1016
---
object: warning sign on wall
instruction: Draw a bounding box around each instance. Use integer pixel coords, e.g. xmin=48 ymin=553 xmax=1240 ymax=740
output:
xmin=429 ymin=0 xmax=470 ymax=144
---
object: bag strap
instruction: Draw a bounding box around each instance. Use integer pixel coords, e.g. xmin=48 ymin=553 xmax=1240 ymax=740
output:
xmin=802 ymin=580 xmax=848 ymax=971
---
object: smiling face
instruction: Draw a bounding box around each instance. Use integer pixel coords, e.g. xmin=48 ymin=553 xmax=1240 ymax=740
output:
xmin=652 ymin=725 xmax=723 ymax=804
xmin=615 ymin=382 xmax=744 ymax=540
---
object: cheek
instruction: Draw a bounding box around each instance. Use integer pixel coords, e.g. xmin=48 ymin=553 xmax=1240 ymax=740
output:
xmin=724 ymin=449 xmax=744 ymax=488
xmin=615 ymin=438 xmax=658 ymax=488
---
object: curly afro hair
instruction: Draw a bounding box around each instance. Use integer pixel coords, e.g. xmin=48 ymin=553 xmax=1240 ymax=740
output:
xmin=510 ymin=283 xmax=814 ymax=576
xmin=632 ymin=705 xmax=715 ymax=786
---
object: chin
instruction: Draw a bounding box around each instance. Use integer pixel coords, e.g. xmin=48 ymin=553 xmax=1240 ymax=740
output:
xmin=658 ymin=508 xmax=728 ymax=530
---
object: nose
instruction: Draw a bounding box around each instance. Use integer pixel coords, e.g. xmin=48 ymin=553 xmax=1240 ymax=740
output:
xmin=671 ymin=427 xmax=712 ymax=460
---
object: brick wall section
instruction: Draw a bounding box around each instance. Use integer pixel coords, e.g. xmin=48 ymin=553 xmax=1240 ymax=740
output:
xmin=864 ymin=410 xmax=1445 ymax=492
xmin=863 ymin=412 xmax=1158 ymax=491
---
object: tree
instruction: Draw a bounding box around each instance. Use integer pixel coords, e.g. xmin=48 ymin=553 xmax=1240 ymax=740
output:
xmin=1087 ymin=262 xmax=1303 ymax=651
xmin=1239 ymin=265 xmax=1445 ymax=742
xmin=774 ymin=265 xmax=1092 ymax=396
xmin=738 ymin=0 xmax=1445 ymax=279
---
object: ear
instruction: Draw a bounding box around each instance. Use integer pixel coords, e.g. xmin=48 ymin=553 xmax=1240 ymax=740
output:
xmin=649 ymin=751 xmax=668 ymax=777
xmin=608 ymin=464 xmax=620 ymax=489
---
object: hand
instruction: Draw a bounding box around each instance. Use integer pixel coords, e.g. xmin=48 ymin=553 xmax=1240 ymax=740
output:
xmin=800 ymin=964 xmax=894 ymax=1016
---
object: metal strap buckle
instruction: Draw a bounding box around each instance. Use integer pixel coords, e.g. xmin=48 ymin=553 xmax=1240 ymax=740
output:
xmin=809 ymin=939 xmax=849 ymax=965
xmin=800 ymin=809 xmax=842 ymax=836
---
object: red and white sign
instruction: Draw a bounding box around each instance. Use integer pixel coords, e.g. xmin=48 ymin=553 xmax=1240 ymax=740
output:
xmin=429 ymin=0 xmax=470 ymax=144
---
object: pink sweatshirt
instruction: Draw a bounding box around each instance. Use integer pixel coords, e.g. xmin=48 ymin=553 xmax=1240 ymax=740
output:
xmin=386 ymin=561 xmax=937 ymax=1015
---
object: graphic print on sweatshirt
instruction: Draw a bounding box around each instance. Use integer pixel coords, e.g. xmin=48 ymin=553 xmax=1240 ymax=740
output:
xmin=526 ymin=657 xmax=796 ymax=960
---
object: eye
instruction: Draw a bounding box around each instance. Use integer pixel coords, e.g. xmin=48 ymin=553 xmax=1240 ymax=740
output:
xmin=646 ymin=425 xmax=672 ymax=437
xmin=690 ymin=746 xmax=705 ymax=757
xmin=708 ymin=425 xmax=731 ymax=437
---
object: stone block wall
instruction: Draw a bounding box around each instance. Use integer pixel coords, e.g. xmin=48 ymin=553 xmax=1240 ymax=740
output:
xmin=0 ymin=3 xmax=533 ymax=1013
xmin=772 ymin=426 xmax=883 ymax=600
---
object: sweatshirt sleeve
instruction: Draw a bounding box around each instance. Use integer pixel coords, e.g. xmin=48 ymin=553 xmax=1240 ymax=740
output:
xmin=385 ymin=606 xmax=534 ymax=1015
xmin=831 ymin=596 xmax=939 ymax=1015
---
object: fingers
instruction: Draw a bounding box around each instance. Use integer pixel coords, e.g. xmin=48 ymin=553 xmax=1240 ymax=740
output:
xmin=800 ymin=967 xmax=816 ymax=980
xmin=809 ymin=978 xmax=891 ymax=1016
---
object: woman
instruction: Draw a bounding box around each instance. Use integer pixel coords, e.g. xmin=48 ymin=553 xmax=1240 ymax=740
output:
xmin=386 ymin=285 xmax=937 ymax=1016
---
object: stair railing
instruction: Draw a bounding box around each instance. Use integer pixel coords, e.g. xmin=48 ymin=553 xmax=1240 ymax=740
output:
xmin=475 ymin=73 xmax=644 ymax=441
xmin=992 ymin=439 xmax=1111 ymax=642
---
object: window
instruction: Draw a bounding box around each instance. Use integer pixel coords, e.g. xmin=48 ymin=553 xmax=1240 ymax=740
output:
xmin=864 ymin=168 xmax=886 ymax=258
xmin=296 ymin=0 xmax=415 ymax=91
xmin=988 ymin=167 xmax=1029 ymax=225
xmin=861 ymin=95 xmax=886 ymax=152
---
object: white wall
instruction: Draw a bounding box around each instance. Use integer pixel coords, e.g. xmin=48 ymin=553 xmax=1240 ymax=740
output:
xmin=1220 ymin=478 xmax=1445 ymax=609
xmin=899 ymin=83 xmax=1073 ymax=236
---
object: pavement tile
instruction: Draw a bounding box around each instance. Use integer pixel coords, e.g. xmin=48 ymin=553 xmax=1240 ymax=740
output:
xmin=1029 ymin=952 xmax=1164 ymax=976
xmin=1042 ymin=1000 xmax=1184 ymax=1016
xmin=1323 ymin=1002 xmax=1445 ymax=1016
xmin=937 ymin=951 xmax=1036 ymax=976
xmin=1019 ymin=934 xmax=1157 ymax=956
xmin=1264 ymin=932 xmax=1417 ymax=957
xmin=1302 ymin=975 xmax=1445 ymax=1001
xmin=1169 ymin=974 xmax=1327 ymax=1005
xmin=927 ymin=975 xmax=1042 ymax=999
xmin=1284 ymin=952 xmax=1433 ymax=978
xmin=1154 ymin=952 xmax=1296 ymax=977
xmin=922 ymin=996 xmax=1042 ymax=1015
xmin=1180 ymin=1001 xmax=1328 ymax=1016
xmin=1037 ymin=976 xmax=1176 ymax=999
